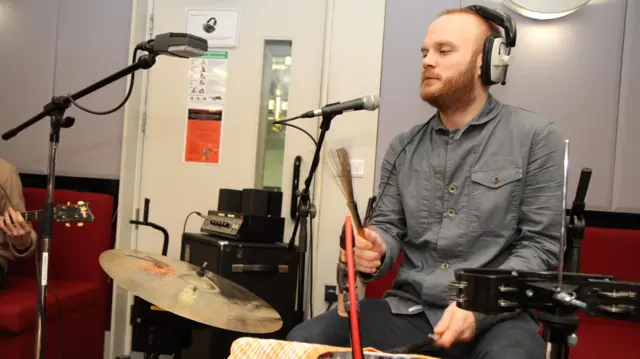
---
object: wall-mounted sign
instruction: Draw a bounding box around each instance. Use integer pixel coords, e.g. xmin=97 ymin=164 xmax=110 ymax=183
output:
xmin=502 ymin=0 xmax=591 ymax=20
xmin=186 ymin=8 xmax=240 ymax=48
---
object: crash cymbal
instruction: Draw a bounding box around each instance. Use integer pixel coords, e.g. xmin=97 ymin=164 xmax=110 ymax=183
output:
xmin=99 ymin=248 xmax=282 ymax=334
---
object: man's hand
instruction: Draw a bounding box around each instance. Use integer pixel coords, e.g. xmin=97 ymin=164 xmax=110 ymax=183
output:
xmin=0 ymin=207 xmax=34 ymax=250
xmin=432 ymin=302 xmax=477 ymax=349
xmin=354 ymin=228 xmax=386 ymax=274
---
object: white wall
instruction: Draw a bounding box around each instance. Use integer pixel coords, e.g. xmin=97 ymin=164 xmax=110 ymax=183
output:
xmin=0 ymin=0 xmax=132 ymax=179
xmin=311 ymin=1 xmax=386 ymax=316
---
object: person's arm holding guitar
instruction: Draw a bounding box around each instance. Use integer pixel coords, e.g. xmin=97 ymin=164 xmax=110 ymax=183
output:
xmin=0 ymin=159 xmax=36 ymax=257
xmin=1 ymin=207 xmax=37 ymax=256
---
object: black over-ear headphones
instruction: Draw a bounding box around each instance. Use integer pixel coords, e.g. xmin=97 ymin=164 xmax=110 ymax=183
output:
xmin=466 ymin=5 xmax=517 ymax=86
xmin=202 ymin=17 xmax=217 ymax=33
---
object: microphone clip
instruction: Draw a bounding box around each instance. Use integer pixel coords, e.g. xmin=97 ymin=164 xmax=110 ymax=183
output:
xmin=136 ymin=39 xmax=155 ymax=54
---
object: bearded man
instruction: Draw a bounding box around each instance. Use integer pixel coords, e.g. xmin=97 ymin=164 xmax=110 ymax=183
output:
xmin=285 ymin=6 xmax=564 ymax=359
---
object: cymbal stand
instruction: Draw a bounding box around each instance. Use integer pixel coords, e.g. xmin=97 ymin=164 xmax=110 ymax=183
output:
xmin=565 ymin=168 xmax=591 ymax=273
xmin=130 ymin=198 xmax=169 ymax=256
xmin=127 ymin=199 xmax=191 ymax=359
xmin=544 ymin=142 xmax=593 ymax=359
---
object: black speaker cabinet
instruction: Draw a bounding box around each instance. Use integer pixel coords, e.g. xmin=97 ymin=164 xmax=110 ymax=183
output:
xmin=180 ymin=232 xmax=301 ymax=359
xmin=218 ymin=189 xmax=243 ymax=213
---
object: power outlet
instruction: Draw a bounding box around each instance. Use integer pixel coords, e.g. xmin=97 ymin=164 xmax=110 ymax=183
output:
xmin=324 ymin=284 xmax=338 ymax=302
xmin=350 ymin=158 xmax=365 ymax=178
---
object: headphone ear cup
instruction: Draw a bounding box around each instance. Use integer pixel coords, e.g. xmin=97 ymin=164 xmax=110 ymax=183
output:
xmin=481 ymin=35 xmax=498 ymax=86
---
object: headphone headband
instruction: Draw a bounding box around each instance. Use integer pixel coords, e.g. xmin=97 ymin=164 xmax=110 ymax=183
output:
xmin=466 ymin=5 xmax=517 ymax=47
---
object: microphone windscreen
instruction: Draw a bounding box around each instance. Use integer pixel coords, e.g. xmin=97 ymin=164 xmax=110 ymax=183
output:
xmin=363 ymin=94 xmax=380 ymax=111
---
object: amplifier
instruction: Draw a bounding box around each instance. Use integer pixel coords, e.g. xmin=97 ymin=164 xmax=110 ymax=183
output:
xmin=180 ymin=232 xmax=301 ymax=359
xmin=199 ymin=209 xmax=284 ymax=243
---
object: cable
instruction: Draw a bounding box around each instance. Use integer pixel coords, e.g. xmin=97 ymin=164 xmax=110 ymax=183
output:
xmin=369 ymin=121 xmax=429 ymax=220
xmin=49 ymin=286 xmax=65 ymax=359
xmin=182 ymin=211 xmax=205 ymax=239
xmin=308 ymin=225 xmax=315 ymax=320
xmin=276 ymin=115 xmax=302 ymax=123
xmin=271 ymin=121 xmax=318 ymax=147
xmin=64 ymin=47 xmax=140 ymax=116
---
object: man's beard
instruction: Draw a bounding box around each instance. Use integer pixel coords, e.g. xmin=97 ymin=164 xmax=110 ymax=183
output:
xmin=420 ymin=58 xmax=478 ymax=113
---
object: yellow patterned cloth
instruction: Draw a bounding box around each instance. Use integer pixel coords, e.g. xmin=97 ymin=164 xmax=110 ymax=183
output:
xmin=228 ymin=337 xmax=441 ymax=359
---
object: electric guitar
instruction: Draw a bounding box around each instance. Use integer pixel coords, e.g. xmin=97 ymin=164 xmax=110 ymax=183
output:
xmin=0 ymin=201 xmax=94 ymax=227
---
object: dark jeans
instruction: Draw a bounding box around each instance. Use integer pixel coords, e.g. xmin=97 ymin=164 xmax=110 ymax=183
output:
xmin=285 ymin=298 xmax=545 ymax=359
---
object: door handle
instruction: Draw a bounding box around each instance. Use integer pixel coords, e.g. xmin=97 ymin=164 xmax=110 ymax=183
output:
xmin=291 ymin=155 xmax=302 ymax=219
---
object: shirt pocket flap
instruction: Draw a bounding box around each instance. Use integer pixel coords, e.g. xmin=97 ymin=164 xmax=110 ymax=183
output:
xmin=471 ymin=167 xmax=523 ymax=189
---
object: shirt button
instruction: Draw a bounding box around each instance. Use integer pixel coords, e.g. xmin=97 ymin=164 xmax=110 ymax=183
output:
xmin=441 ymin=263 xmax=449 ymax=270
xmin=447 ymin=209 xmax=456 ymax=217
xmin=492 ymin=175 xmax=500 ymax=184
xmin=447 ymin=185 xmax=457 ymax=193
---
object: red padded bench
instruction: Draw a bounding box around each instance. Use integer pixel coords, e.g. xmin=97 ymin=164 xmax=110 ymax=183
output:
xmin=0 ymin=188 xmax=114 ymax=359
xmin=365 ymin=227 xmax=640 ymax=359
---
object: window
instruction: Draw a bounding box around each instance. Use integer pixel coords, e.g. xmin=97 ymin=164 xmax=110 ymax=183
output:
xmin=255 ymin=40 xmax=293 ymax=191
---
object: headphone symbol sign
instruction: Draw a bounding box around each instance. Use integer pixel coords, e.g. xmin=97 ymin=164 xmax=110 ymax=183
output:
xmin=202 ymin=17 xmax=217 ymax=33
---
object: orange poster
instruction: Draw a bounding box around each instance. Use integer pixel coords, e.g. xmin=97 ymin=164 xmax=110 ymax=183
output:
xmin=184 ymin=108 xmax=223 ymax=163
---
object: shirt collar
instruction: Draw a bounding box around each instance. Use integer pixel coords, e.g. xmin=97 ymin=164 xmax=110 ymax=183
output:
xmin=431 ymin=93 xmax=503 ymax=133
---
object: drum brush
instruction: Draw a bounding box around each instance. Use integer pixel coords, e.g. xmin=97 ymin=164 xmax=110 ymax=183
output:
xmin=386 ymin=334 xmax=441 ymax=354
xmin=327 ymin=147 xmax=366 ymax=317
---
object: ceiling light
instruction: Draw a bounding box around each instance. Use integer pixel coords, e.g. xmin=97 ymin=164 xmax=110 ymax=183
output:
xmin=502 ymin=0 xmax=591 ymax=20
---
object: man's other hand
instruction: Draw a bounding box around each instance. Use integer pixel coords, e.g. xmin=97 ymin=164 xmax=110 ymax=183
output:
xmin=432 ymin=302 xmax=477 ymax=348
xmin=354 ymin=228 xmax=386 ymax=274
xmin=0 ymin=207 xmax=34 ymax=250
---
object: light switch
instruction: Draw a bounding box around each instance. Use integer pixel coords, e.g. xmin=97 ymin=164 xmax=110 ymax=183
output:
xmin=350 ymin=159 xmax=365 ymax=178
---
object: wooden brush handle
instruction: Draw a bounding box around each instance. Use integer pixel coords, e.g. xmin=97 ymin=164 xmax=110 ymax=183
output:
xmin=337 ymin=292 xmax=348 ymax=317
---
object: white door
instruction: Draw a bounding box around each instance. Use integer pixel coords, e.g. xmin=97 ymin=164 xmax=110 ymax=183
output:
xmin=135 ymin=0 xmax=327 ymax=258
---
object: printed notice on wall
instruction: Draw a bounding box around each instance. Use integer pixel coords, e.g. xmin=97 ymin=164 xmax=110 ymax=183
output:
xmin=185 ymin=50 xmax=229 ymax=164
xmin=188 ymin=50 xmax=228 ymax=107
xmin=186 ymin=8 xmax=240 ymax=48
xmin=184 ymin=108 xmax=223 ymax=164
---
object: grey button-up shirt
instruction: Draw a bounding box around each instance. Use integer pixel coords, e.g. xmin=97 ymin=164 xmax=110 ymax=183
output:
xmin=366 ymin=94 xmax=564 ymax=331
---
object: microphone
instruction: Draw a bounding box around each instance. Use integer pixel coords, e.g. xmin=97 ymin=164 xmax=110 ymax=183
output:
xmin=300 ymin=94 xmax=380 ymax=119
xmin=138 ymin=32 xmax=208 ymax=58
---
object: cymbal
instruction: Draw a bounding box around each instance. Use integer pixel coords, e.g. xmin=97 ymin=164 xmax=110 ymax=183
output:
xmin=99 ymin=248 xmax=282 ymax=334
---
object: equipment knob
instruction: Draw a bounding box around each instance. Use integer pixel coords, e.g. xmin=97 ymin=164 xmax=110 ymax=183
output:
xmin=567 ymin=333 xmax=578 ymax=347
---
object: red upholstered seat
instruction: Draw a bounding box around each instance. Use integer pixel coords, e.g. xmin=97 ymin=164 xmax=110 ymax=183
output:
xmin=0 ymin=277 xmax=99 ymax=333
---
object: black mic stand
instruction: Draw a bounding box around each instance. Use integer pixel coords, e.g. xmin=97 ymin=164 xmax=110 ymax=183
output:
xmin=287 ymin=108 xmax=339 ymax=324
xmin=541 ymin=168 xmax=592 ymax=359
xmin=2 ymin=52 xmax=158 ymax=359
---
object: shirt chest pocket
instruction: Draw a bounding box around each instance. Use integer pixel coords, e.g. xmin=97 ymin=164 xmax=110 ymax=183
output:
xmin=468 ymin=167 xmax=523 ymax=232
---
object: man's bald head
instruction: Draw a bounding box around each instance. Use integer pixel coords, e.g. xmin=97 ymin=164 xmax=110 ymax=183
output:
xmin=436 ymin=8 xmax=502 ymax=54
xmin=419 ymin=8 xmax=502 ymax=111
